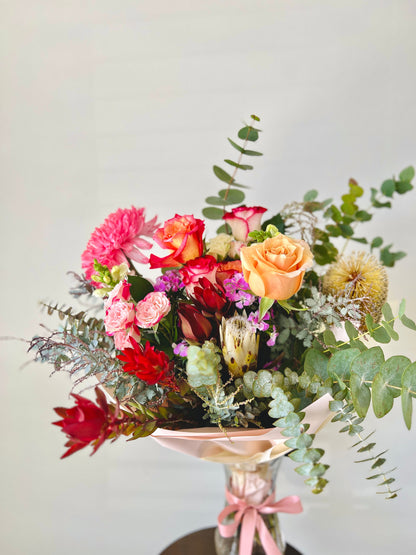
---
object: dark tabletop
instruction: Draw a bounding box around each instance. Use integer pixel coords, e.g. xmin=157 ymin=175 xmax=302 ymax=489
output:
xmin=160 ymin=527 xmax=302 ymax=555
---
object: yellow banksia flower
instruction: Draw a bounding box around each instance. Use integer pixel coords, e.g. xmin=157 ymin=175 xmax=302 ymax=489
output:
xmin=323 ymin=252 xmax=388 ymax=330
xmin=220 ymin=315 xmax=259 ymax=378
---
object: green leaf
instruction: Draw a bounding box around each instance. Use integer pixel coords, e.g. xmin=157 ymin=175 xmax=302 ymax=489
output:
xmin=228 ymin=138 xmax=245 ymax=153
xmin=250 ymin=114 xmax=260 ymax=122
xmin=128 ymin=275 xmax=154 ymax=303
xmin=400 ymin=312 xmax=416 ymax=331
xmin=351 ymin=237 xmax=368 ymax=244
xmin=304 ymin=349 xmax=329 ymax=380
xmin=277 ymin=299 xmax=307 ymax=313
xmin=350 ymin=372 xmax=371 ymax=418
xmin=372 ymin=356 xmax=411 ymax=417
xmin=303 ymin=190 xmax=318 ymax=202
xmin=285 ymin=433 xmax=314 ymax=449
xmin=262 ymin=214 xmax=285 ymax=233
xmin=338 ymin=223 xmax=354 ymax=237
xmin=381 ymin=179 xmax=395 ymax=197
xmin=224 ymin=159 xmax=253 ymax=170
xmin=238 ymin=126 xmax=259 ymax=142
xmin=205 ymin=195 xmax=235 ymax=206
xmin=243 ymin=148 xmax=263 ymax=156
xmin=381 ymin=320 xmax=399 ymax=341
xmin=259 ymin=297 xmax=274 ymax=320
xmin=349 ymin=180 xmax=364 ymax=197
xmin=216 ymin=223 xmax=230 ymax=234
xmin=213 ymin=165 xmax=234 ymax=184
xmin=218 ymin=188 xmax=245 ymax=204
xmin=327 ymin=348 xmax=361 ymax=384
xmin=381 ymin=303 xmax=395 ymax=323
xmin=395 ymin=181 xmax=413 ymax=194
xmin=399 ymin=166 xmax=415 ymax=182
xmin=401 ymin=361 xmax=416 ymax=430
xmin=323 ymin=329 xmax=337 ymax=347
xmin=355 ymin=210 xmax=372 ymax=222
xmin=202 ymin=206 xmax=224 ymax=220
xmin=398 ymin=299 xmax=406 ymax=318
xmin=371 ymin=236 xmax=383 ymax=250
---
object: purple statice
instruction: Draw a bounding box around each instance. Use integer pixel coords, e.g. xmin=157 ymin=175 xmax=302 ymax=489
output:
xmin=154 ymin=270 xmax=184 ymax=293
xmin=266 ymin=326 xmax=279 ymax=347
xmin=173 ymin=341 xmax=188 ymax=357
xmin=223 ymin=272 xmax=255 ymax=309
xmin=247 ymin=310 xmax=270 ymax=332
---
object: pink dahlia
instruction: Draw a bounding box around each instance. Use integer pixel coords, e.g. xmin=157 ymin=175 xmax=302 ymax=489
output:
xmin=81 ymin=207 xmax=158 ymax=281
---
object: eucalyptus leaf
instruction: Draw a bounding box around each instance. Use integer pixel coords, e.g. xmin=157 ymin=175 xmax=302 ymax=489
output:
xmin=401 ymin=361 xmax=416 ymax=430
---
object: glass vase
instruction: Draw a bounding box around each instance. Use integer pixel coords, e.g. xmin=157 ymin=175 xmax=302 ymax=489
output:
xmin=214 ymin=458 xmax=285 ymax=555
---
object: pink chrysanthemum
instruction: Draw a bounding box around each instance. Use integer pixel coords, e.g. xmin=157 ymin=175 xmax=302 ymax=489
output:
xmin=81 ymin=207 xmax=158 ymax=281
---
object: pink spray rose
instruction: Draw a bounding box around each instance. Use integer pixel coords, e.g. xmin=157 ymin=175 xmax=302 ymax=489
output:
xmin=104 ymin=300 xmax=136 ymax=335
xmin=223 ymin=206 xmax=267 ymax=242
xmin=113 ymin=326 xmax=141 ymax=351
xmin=136 ymin=292 xmax=171 ymax=329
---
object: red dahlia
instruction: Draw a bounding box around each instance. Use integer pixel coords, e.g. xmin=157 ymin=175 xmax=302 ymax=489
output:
xmin=117 ymin=340 xmax=175 ymax=388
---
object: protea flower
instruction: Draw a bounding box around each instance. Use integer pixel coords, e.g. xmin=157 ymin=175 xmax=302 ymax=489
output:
xmin=220 ymin=315 xmax=259 ymax=377
xmin=323 ymin=252 xmax=388 ymax=330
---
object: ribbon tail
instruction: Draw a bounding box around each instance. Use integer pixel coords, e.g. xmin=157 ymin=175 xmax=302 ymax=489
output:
xmin=256 ymin=514 xmax=282 ymax=555
xmin=239 ymin=507 xmax=258 ymax=555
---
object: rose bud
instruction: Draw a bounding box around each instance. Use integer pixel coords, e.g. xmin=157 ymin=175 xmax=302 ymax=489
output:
xmin=177 ymin=303 xmax=213 ymax=343
xmin=223 ymin=206 xmax=267 ymax=242
xmin=220 ymin=315 xmax=259 ymax=378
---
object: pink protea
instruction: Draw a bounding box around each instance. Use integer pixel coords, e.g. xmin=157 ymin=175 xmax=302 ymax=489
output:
xmin=81 ymin=207 xmax=158 ymax=280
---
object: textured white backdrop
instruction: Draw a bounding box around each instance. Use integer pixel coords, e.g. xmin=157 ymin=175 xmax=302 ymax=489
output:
xmin=1 ymin=1 xmax=416 ymax=554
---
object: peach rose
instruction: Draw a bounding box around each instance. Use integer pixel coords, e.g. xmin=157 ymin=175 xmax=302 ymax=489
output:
xmin=149 ymin=214 xmax=205 ymax=268
xmin=240 ymin=234 xmax=313 ymax=300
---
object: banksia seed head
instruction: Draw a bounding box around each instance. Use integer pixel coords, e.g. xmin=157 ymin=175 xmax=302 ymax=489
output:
xmin=322 ymin=252 xmax=388 ymax=330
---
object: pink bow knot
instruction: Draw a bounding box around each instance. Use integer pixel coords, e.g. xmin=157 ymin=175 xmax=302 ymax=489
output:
xmin=217 ymin=488 xmax=303 ymax=555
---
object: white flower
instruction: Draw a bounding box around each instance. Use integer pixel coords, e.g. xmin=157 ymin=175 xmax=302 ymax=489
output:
xmin=220 ymin=315 xmax=259 ymax=377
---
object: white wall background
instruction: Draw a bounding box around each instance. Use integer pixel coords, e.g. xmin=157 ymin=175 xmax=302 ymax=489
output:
xmin=1 ymin=1 xmax=416 ymax=554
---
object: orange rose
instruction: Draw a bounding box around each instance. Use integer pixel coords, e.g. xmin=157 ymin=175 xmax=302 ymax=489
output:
xmin=240 ymin=234 xmax=313 ymax=300
xmin=149 ymin=214 xmax=205 ymax=268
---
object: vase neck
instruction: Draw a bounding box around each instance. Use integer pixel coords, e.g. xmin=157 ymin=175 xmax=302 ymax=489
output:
xmin=223 ymin=458 xmax=282 ymax=506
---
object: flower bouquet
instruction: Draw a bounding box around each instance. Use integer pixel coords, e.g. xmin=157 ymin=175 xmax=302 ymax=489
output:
xmin=30 ymin=115 xmax=416 ymax=554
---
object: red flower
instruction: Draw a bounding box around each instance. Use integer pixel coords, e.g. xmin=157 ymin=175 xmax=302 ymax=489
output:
xmin=149 ymin=214 xmax=205 ymax=269
xmin=179 ymin=255 xmax=218 ymax=296
xmin=191 ymin=277 xmax=229 ymax=315
xmin=117 ymin=341 xmax=175 ymax=387
xmin=53 ymin=388 xmax=123 ymax=459
xmin=177 ymin=302 xmax=213 ymax=342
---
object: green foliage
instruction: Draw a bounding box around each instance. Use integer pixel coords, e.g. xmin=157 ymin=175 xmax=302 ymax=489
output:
xmin=128 ymin=275 xmax=154 ymax=303
xmin=331 ymin=403 xmax=399 ymax=499
xmin=203 ymin=115 xmax=262 ymax=231
xmin=293 ymin=166 xmax=414 ymax=267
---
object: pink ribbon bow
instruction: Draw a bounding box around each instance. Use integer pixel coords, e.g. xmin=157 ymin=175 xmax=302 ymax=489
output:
xmin=217 ymin=488 xmax=303 ymax=555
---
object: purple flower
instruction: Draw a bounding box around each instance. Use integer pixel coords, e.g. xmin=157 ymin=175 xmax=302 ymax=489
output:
xmin=154 ymin=270 xmax=185 ymax=293
xmin=173 ymin=341 xmax=189 ymax=357
xmin=266 ymin=326 xmax=279 ymax=347
xmin=224 ymin=272 xmax=255 ymax=309
xmin=247 ymin=311 xmax=270 ymax=332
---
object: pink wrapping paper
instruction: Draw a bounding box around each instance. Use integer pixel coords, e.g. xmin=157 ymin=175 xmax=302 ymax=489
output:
xmin=152 ymin=393 xmax=333 ymax=464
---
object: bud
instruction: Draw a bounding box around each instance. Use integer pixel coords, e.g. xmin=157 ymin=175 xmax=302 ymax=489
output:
xmin=177 ymin=303 xmax=213 ymax=343
xmin=220 ymin=315 xmax=259 ymax=377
